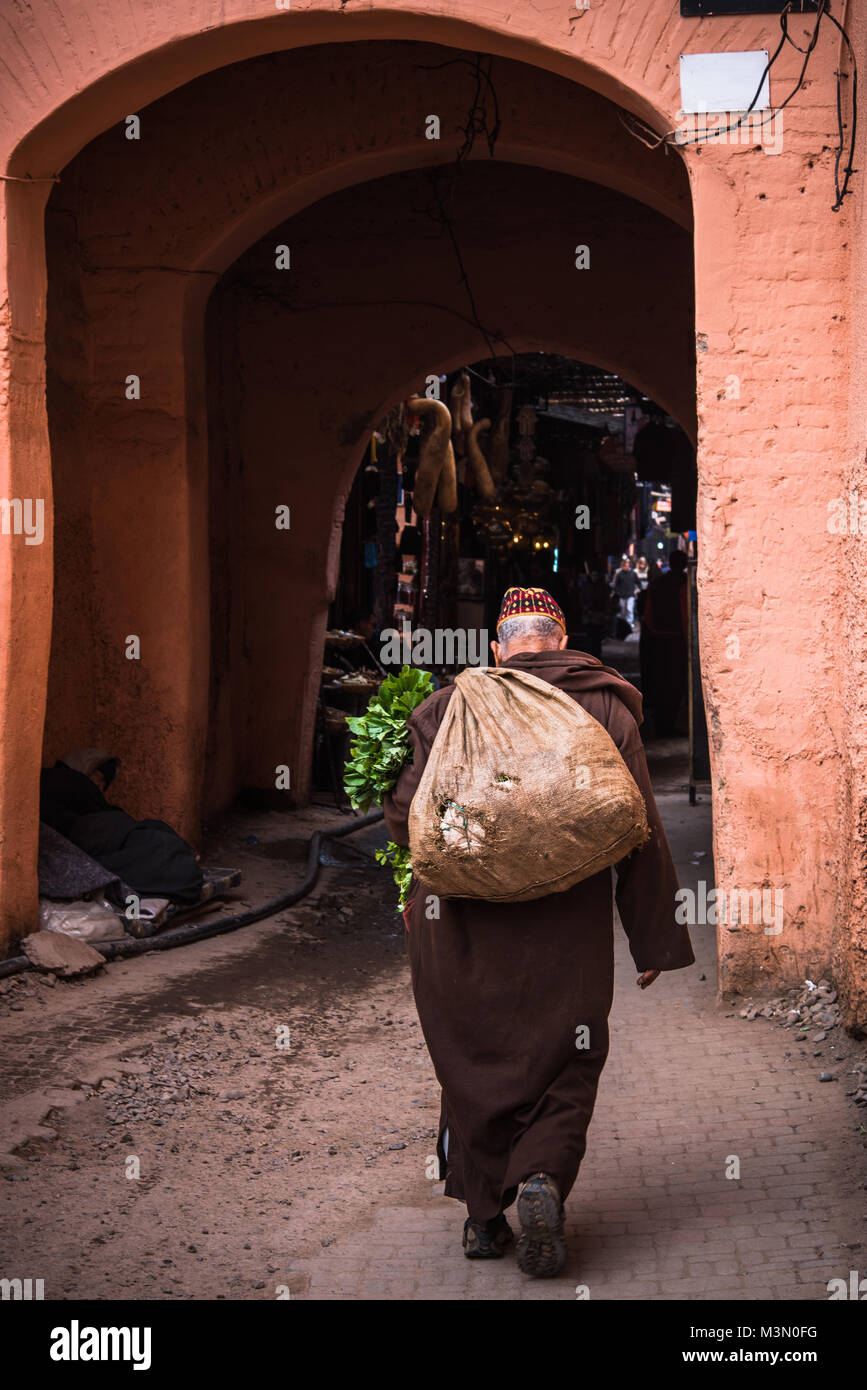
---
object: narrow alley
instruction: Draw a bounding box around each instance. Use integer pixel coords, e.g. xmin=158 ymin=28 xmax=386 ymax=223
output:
xmin=1 ymin=0 xmax=866 ymax=1348
xmin=2 ymin=757 xmax=863 ymax=1302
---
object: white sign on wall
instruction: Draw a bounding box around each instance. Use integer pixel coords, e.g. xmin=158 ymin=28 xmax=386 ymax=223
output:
xmin=679 ymin=51 xmax=770 ymax=114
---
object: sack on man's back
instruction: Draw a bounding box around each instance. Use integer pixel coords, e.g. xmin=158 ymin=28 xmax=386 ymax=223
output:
xmin=408 ymin=666 xmax=649 ymax=902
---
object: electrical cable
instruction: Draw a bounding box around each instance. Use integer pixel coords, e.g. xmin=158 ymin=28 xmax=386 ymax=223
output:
xmin=415 ymin=54 xmax=501 ymax=156
xmin=618 ymin=0 xmax=856 ymax=209
xmin=417 ymin=52 xmax=516 ymax=368
xmin=621 ymin=0 xmax=823 ymax=150
xmin=823 ymin=2 xmax=858 ymax=210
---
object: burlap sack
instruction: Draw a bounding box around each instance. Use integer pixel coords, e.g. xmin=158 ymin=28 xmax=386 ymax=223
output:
xmin=408 ymin=666 xmax=649 ymax=902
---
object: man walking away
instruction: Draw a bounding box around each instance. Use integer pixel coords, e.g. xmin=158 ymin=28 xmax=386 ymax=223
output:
xmin=384 ymin=586 xmax=694 ymax=1277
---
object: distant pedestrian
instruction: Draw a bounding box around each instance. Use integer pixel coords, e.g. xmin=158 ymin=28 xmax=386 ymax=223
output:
xmin=612 ymin=556 xmax=640 ymax=631
xmin=634 ymin=556 xmax=651 ymax=624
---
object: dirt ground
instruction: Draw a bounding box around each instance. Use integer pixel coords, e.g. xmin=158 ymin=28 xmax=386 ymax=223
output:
xmin=1 ymin=757 xmax=865 ymax=1301
xmin=0 ymin=807 xmax=442 ymax=1299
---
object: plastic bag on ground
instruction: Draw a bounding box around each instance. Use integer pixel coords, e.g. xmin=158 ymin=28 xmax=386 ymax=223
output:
xmin=38 ymin=897 xmax=123 ymax=942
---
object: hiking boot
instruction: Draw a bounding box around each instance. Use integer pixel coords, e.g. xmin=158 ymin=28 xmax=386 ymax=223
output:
xmin=462 ymin=1213 xmax=514 ymax=1259
xmin=516 ymin=1172 xmax=567 ymax=1277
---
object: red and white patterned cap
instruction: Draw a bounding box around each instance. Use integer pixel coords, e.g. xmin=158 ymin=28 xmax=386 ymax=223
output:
xmin=496 ymin=586 xmax=566 ymax=634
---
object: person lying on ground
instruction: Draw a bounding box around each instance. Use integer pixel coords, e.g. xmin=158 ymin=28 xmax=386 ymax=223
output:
xmin=40 ymin=748 xmax=204 ymax=906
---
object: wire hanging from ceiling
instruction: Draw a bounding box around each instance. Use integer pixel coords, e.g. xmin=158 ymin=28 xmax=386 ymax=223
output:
xmin=416 ymin=53 xmax=516 ymax=369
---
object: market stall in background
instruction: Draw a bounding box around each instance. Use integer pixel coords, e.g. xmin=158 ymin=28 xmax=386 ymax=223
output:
xmin=314 ymin=353 xmax=698 ymax=802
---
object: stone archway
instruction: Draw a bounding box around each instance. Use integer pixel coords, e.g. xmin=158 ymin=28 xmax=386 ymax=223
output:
xmin=37 ymin=37 xmax=693 ymax=871
xmin=1 ymin=3 xmax=859 ymax=1032
xmin=200 ymin=157 xmax=695 ymax=815
xmin=4 ymin=7 xmax=697 ymax=948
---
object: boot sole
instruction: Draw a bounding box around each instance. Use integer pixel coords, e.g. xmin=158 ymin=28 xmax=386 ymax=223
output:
xmin=516 ymin=1184 xmax=566 ymax=1277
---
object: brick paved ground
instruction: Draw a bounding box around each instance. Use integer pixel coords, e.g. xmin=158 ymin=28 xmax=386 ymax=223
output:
xmin=291 ymin=791 xmax=866 ymax=1301
xmin=1 ymin=773 xmax=863 ymax=1302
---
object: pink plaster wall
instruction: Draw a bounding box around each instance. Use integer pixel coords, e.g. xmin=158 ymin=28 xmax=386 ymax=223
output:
xmin=685 ymin=75 xmax=853 ymax=1007
xmin=840 ymin=17 xmax=867 ymax=1028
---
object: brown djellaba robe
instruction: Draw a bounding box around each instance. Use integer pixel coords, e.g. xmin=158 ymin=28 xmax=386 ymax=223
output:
xmin=383 ymin=648 xmax=694 ymax=1223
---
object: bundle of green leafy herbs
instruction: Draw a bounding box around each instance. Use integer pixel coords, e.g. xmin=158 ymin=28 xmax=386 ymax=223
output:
xmin=343 ymin=666 xmax=433 ymax=908
xmin=374 ymin=841 xmax=414 ymax=910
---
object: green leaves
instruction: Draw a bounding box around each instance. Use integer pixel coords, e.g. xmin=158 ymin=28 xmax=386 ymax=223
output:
xmin=343 ymin=666 xmax=433 ymax=812
xmin=343 ymin=667 xmax=432 ymax=910
xmin=375 ymin=840 xmax=414 ymax=910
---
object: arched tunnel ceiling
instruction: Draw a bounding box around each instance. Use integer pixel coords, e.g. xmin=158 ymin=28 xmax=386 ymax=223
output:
xmin=208 ymin=159 xmax=696 ymax=443
xmin=46 ymin=40 xmax=691 ymax=285
xmin=10 ymin=9 xmax=693 ymax=177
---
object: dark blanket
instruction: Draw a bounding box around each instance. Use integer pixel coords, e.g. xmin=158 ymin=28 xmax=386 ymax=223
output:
xmin=40 ymin=762 xmax=204 ymax=906
xmin=383 ymin=648 xmax=694 ymax=1222
xmin=37 ymin=822 xmax=129 ymax=902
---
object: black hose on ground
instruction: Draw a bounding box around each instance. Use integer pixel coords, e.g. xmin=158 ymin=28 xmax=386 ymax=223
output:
xmin=0 ymin=809 xmax=385 ymax=979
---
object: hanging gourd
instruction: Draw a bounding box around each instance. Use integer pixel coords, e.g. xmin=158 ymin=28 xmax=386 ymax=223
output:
xmin=407 ymin=396 xmax=458 ymax=517
xmin=449 ymin=371 xmax=474 ymax=452
xmin=467 ymin=418 xmax=496 ymax=500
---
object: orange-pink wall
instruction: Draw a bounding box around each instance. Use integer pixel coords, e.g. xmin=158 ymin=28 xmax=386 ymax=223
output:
xmin=839 ymin=17 xmax=867 ymax=1026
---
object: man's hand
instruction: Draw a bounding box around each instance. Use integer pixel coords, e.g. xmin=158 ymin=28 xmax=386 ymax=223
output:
xmin=637 ymin=970 xmax=660 ymax=990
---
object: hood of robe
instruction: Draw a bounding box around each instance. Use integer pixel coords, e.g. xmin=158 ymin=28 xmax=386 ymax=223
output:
xmin=501 ymin=648 xmax=644 ymax=726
